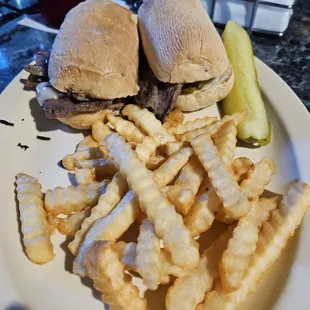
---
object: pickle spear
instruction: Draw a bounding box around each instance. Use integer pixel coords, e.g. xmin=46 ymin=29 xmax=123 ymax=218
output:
xmin=222 ymin=21 xmax=271 ymax=146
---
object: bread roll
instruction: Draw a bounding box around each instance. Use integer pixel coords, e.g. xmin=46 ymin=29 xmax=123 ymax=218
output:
xmin=176 ymin=67 xmax=235 ymax=111
xmin=138 ymin=0 xmax=229 ymax=84
xmin=49 ymin=0 xmax=139 ymax=100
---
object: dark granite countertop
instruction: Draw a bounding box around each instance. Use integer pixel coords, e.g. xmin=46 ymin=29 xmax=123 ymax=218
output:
xmin=0 ymin=0 xmax=309 ymax=110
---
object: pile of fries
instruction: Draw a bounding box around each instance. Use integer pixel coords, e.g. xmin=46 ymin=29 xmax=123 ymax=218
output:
xmin=16 ymin=105 xmax=310 ymax=310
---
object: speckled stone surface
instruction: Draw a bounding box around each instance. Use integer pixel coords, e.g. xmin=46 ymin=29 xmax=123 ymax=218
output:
xmin=0 ymin=0 xmax=309 ymax=110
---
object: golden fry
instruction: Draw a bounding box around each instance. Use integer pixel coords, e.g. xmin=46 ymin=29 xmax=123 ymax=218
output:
xmin=57 ymin=207 xmax=92 ymax=236
xmin=191 ymin=133 xmax=251 ymax=219
xmin=105 ymin=133 xmax=199 ymax=269
xmin=213 ymin=120 xmax=237 ymax=167
xmin=92 ymin=120 xmax=113 ymax=146
xmin=153 ymin=147 xmax=194 ymax=187
xmin=73 ymin=190 xmax=140 ymax=276
xmin=169 ymin=116 xmax=217 ymax=135
xmin=76 ymin=136 xmax=98 ymax=151
xmin=16 ymin=173 xmax=54 ymax=264
xmin=166 ymin=226 xmax=234 ymax=310
xmin=136 ymin=219 xmax=161 ymax=290
xmin=122 ymin=104 xmax=175 ymax=142
xmin=69 ymin=172 xmax=128 ymax=255
xmin=62 ymin=147 xmax=103 ymax=171
xmin=200 ymin=182 xmax=310 ymax=310
xmin=85 ymin=241 xmax=147 ymax=310
xmin=146 ymin=154 xmax=167 ymax=170
xmin=107 ymin=113 xmax=145 ymax=143
xmin=45 ymin=180 xmax=110 ymax=216
xmin=135 ymin=133 xmax=163 ymax=163
xmin=163 ymin=109 xmax=184 ymax=130
xmin=168 ymin=156 xmax=205 ymax=215
xmin=232 ymin=157 xmax=254 ymax=181
xmin=74 ymin=168 xmax=96 ymax=185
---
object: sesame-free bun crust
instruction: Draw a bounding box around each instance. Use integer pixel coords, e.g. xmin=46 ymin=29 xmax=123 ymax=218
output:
xmin=176 ymin=67 xmax=234 ymax=112
xmin=49 ymin=0 xmax=139 ymax=100
xmin=138 ymin=0 xmax=229 ymax=84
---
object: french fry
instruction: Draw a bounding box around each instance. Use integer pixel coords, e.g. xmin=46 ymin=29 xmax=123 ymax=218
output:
xmin=107 ymin=113 xmax=145 ymax=143
xmin=46 ymin=214 xmax=60 ymax=235
xmin=160 ymin=141 xmax=189 ymax=157
xmin=136 ymin=219 xmax=161 ymax=290
xmin=232 ymin=157 xmax=254 ymax=181
xmin=75 ymin=158 xmax=117 ymax=176
xmin=199 ymin=182 xmax=310 ymax=310
xmin=169 ymin=116 xmax=217 ymax=135
xmin=240 ymin=158 xmax=275 ymax=199
xmin=184 ymin=188 xmax=222 ymax=237
xmin=73 ymin=190 xmax=140 ymax=276
xmin=122 ymin=104 xmax=175 ymax=142
xmin=76 ymin=135 xmax=98 ymax=151
xmin=85 ymin=241 xmax=147 ymax=310
xmin=45 ymin=180 xmax=110 ymax=216
xmin=16 ymin=173 xmax=54 ymax=264
xmin=167 ymin=156 xmax=205 ymax=215
xmin=176 ymin=111 xmax=247 ymax=142
xmin=153 ymin=147 xmax=194 ymax=187
xmin=213 ymin=120 xmax=237 ymax=167
xmin=74 ymin=168 xmax=96 ymax=185
xmin=166 ymin=226 xmax=234 ymax=310
xmin=68 ymin=172 xmax=128 ymax=255
xmin=57 ymin=207 xmax=92 ymax=236
xmin=135 ymin=133 xmax=163 ymax=163
xmin=121 ymin=243 xmax=188 ymax=283
xmin=105 ymin=133 xmax=199 ymax=269
xmin=218 ymin=200 xmax=260 ymax=292
xmin=92 ymin=120 xmax=113 ymax=146
xmin=256 ymin=197 xmax=279 ymax=226
xmin=62 ymin=147 xmax=103 ymax=171
xmin=146 ymin=154 xmax=167 ymax=170
xmin=163 ymin=109 xmax=184 ymax=130
xmin=191 ymin=133 xmax=251 ymax=219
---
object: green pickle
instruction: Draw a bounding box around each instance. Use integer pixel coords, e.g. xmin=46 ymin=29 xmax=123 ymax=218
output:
xmin=222 ymin=21 xmax=271 ymax=145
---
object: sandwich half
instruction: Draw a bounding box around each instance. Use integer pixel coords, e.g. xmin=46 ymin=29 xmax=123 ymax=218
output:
xmin=26 ymin=0 xmax=139 ymax=129
xmin=138 ymin=0 xmax=234 ymax=112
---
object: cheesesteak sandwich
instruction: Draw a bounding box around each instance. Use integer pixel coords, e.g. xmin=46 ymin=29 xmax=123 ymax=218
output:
xmin=138 ymin=0 xmax=234 ymax=112
xmin=26 ymin=0 xmax=139 ymax=129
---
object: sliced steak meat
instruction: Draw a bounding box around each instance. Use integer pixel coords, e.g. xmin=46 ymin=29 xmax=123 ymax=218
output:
xmin=134 ymin=53 xmax=182 ymax=121
xmin=43 ymin=97 xmax=123 ymax=119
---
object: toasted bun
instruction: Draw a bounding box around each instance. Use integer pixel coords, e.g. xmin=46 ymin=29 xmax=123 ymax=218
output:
xmin=57 ymin=104 xmax=123 ymax=130
xmin=138 ymin=0 xmax=229 ymax=84
xmin=176 ymin=67 xmax=234 ymax=111
xmin=49 ymin=0 xmax=139 ymax=100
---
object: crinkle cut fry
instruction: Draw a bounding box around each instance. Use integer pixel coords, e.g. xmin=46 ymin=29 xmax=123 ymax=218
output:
xmin=92 ymin=120 xmax=113 ymax=146
xmin=135 ymin=133 xmax=163 ymax=163
xmin=163 ymin=109 xmax=184 ymax=130
xmin=240 ymin=158 xmax=275 ymax=199
xmin=166 ymin=226 xmax=234 ymax=310
xmin=199 ymin=182 xmax=310 ymax=310
xmin=191 ymin=133 xmax=251 ymax=219
xmin=76 ymin=135 xmax=98 ymax=151
xmin=73 ymin=190 xmax=140 ymax=276
xmin=121 ymin=243 xmax=188 ymax=283
xmin=169 ymin=116 xmax=217 ymax=135
xmin=57 ymin=207 xmax=92 ymax=236
xmin=219 ymin=200 xmax=260 ymax=292
xmin=213 ymin=120 xmax=237 ymax=167
xmin=175 ymin=111 xmax=247 ymax=142
xmin=107 ymin=113 xmax=145 ymax=143
xmin=85 ymin=241 xmax=147 ymax=310
xmin=62 ymin=147 xmax=103 ymax=171
xmin=167 ymin=156 xmax=205 ymax=215
xmin=136 ymin=219 xmax=161 ymax=290
xmin=16 ymin=173 xmax=54 ymax=264
xmin=153 ymin=147 xmax=194 ymax=187
xmin=232 ymin=157 xmax=254 ymax=181
xmin=105 ymin=133 xmax=199 ymax=269
xmin=45 ymin=180 xmax=110 ymax=216
xmin=122 ymin=104 xmax=175 ymax=143
xmin=68 ymin=172 xmax=128 ymax=255
xmin=74 ymin=168 xmax=96 ymax=185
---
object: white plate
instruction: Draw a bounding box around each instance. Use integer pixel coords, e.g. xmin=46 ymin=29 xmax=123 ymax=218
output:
xmin=1 ymin=58 xmax=310 ymax=310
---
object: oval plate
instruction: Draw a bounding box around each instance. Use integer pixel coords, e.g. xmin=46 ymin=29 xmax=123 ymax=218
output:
xmin=0 ymin=58 xmax=310 ymax=310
